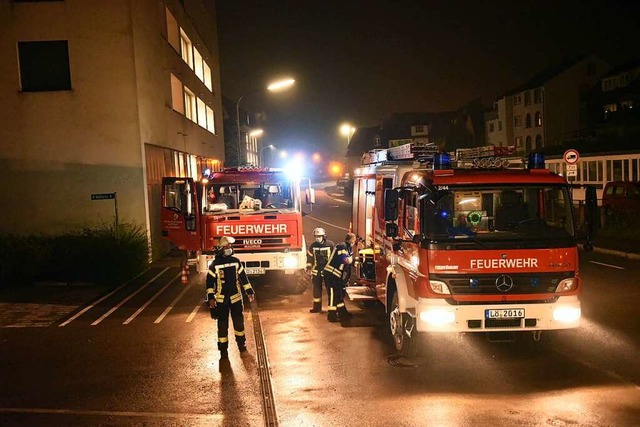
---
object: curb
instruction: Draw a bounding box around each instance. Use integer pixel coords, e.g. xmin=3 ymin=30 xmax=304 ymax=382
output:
xmin=581 ymin=244 xmax=640 ymax=260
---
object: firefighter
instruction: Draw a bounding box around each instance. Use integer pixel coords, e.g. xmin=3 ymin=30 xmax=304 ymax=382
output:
xmin=206 ymin=236 xmax=255 ymax=360
xmin=323 ymin=232 xmax=356 ymax=323
xmin=306 ymin=227 xmax=335 ymax=313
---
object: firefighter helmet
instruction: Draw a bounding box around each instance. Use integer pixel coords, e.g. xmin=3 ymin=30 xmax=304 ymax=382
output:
xmin=313 ymin=227 xmax=326 ymax=237
xmin=219 ymin=236 xmax=235 ymax=247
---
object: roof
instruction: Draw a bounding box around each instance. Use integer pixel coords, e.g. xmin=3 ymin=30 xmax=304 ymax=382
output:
xmin=505 ymin=54 xmax=592 ymax=95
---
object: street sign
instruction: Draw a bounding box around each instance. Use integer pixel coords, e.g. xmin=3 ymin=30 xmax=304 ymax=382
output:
xmin=563 ymin=149 xmax=580 ymax=164
xmin=566 ymin=170 xmax=578 ymax=177
xmin=566 ymin=164 xmax=578 ymax=171
xmin=91 ymin=193 xmax=116 ymax=200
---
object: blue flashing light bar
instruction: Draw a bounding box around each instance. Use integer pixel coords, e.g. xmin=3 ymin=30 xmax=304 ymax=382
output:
xmin=433 ymin=152 xmax=451 ymax=170
xmin=527 ymin=152 xmax=545 ymax=169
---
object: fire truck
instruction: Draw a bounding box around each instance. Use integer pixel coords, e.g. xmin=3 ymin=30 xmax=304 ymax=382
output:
xmin=347 ymin=143 xmax=594 ymax=356
xmin=161 ymin=166 xmax=315 ymax=293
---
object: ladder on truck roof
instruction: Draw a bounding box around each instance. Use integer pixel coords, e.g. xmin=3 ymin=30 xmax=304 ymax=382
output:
xmin=361 ymin=142 xmax=439 ymax=166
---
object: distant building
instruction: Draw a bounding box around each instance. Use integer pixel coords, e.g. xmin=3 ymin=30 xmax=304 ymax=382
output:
xmin=486 ymin=55 xmax=611 ymax=153
xmin=0 ymin=0 xmax=224 ymax=259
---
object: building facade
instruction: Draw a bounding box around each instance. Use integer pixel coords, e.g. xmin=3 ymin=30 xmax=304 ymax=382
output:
xmin=0 ymin=0 xmax=224 ymax=259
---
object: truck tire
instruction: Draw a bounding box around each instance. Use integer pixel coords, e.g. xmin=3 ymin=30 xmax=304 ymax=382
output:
xmin=389 ymin=292 xmax=419 ymax=357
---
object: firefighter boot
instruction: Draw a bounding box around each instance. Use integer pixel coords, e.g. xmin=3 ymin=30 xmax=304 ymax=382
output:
xmin=238 ymin=344 xmax=247 ymax=352
xmin=338 ymin=306 xmax=353 ymax=323
xmin=309 ymin=301 xmax=322 ymax=313
xmin=220 ymin=350 xmax=229 ymax=360
xmin=327 ymin=310 xmax=339 ymax=323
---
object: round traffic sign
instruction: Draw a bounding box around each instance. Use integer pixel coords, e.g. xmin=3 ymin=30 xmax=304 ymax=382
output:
xmin=563 ymin=149 xmax=580 ymax=164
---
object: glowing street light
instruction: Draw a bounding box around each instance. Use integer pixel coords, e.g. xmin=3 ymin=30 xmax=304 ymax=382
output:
xmin=236 ymin=78 xmax=296 ymax=165
xmin=312 ymin=153 xmax=321 ymax=163
xmin=259 ymin=144 xmax=275 ymax=166
xmin=340 ymin=123 xmax=356 ymax=145
xmin=249 ymin=129 xmax=264 ymax=137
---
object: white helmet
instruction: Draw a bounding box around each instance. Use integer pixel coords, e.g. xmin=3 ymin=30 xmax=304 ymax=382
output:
xmin=313 ymin=227 xmax=326 ymax=237
xmin=219 ymin=236 xmax=235 ymax=247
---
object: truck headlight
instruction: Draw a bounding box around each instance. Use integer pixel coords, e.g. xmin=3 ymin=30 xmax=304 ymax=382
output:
xmin=429 ymin=280 xmax=450 ymax=295
xmin=282 ymin=256 xmax=298 ymax=268
xmin=555 ymin=278 xmax=576 ymax=293
xmin=419 ymin=309 xmax=455 ymax=325
xmin=553 ymin=306 xmax=581 ymax=322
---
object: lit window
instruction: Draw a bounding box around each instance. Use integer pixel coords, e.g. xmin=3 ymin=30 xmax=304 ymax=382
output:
xmin=184 ymin=87 xmax=196 ymax=122
xmin=170 ymin=73 xmax=184 ymax=113
xmin=203 ymin=61 xmax=212 ymax=91
xmin=180 ymin=29 xmax=193 ymax=69
xmin=194 ymin=48 xmax=204 ymax=81
xmin=206 ymin=106 xmax=215 ymax=133
xmin=18 ymin=40 xmax=71 ymax=92
xmin=535 ymin=111 xmax=542 ymax=127
xmin=165 ymin=8 xmax=180 ymax=52
xmin=197 ymin=97 xmax=207 ymax=128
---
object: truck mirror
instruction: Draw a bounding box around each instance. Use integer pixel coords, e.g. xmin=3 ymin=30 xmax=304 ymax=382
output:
xmin=306 ymin=188 xmax=316 ymax=204
xmin=385 ymin=222 xmax=398 ymax=238
xmin=384 ymin=189 xmax=398 ymax=221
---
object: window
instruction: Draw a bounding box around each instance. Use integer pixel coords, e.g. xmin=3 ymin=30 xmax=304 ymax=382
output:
xmin=534 ymin=88 xmax=543 ymax=103
xmin=170 ymin=74 xmax=184 ymax=113
xmin=374 ymin=137 xmax=381 ymax=147
xmin=180 ymin=29 xmax=193 ymax=69
xmin=197 ymin=97 xmax=207 ymax=128
xmin=206 ymin=106 xmax=215 ymax=133
xmin=203 ymin=61 xmax=212 ymax=91
xmin=184 ymin=88 xmax=196 ymax=122
xmin=489 ymin=123 xmax=494 ymax=132
xmin=166 ymin=8 xmax=180 ymax=52
xmin=535 ymin=134 xmax=542 ymax=148
xmin=18 ymin=40 xmax=71 ymax=92
xmin=602 ymin=78 xmax=614 ymax=92
xmin=535 ymin=111 xmax=542 ymax=127
xmin=513 ymin=94 xmax=522 ymax=105
xmin=515 ymin=137 xmax=522 ymax=147
xmin=194 ymin=48 xmax=204 ymax=81
xmin=524 ymin=91 xmax=531 ymax=106
xmin=525 ymin=135 xmax=532 ymax=151
xmin=514 ymin=115 xmax=521 ymax=126
xmin=525 ymin=113 xmax=532 ymax=128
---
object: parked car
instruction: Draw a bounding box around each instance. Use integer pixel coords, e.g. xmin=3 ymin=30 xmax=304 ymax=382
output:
xmin=602 ymin=180 xmax=640 ymax=214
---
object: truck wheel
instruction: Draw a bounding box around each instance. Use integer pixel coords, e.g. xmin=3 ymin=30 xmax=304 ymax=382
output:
xmin=389 ymin=292 xmax=419 ymax=357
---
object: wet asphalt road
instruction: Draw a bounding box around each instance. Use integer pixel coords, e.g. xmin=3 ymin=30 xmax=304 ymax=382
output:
xmin=0 ymin=185 xmax=639 ymax=426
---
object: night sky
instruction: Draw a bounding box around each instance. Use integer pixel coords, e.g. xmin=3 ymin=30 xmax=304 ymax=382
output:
xmin=216 ymin=0 xmax=639 ymax=159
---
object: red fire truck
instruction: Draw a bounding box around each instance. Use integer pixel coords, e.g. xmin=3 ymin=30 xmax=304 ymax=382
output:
xmin=348 ymin=143 xmax=593 ymax=356
xmin=161 ymin=166 xmax=315 ymax=292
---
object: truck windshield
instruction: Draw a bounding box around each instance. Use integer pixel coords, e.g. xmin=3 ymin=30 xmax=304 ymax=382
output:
xmin=203 ymin=180 xmax=298 ymax=213
xmin=420 ymin=185 xmax=575 ymax=247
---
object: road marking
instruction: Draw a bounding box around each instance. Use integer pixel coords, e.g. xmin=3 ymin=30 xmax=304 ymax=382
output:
xmin=325 ymin=192 xmax=350 ymax=204
xmin=58 ymin=268 xmax=169 ymax=327
xmin=91 ymin=268 xmax=169 ymax=326
xmin=589 ymin=260 xmax=625 ymax=270
xmin=123 ymin=273 xmax=180 ymax=324
xmin=307 ymin=215 xmax=349 ymax=232
xmin=154 ymin=281 xmax=192 ymax=323
xmin=186 ymin=301 xmax=203 ymax=322
xmin=0 ymin=407 xmax=224 ymax=421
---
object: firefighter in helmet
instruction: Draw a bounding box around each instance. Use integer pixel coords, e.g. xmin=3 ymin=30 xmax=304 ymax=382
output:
xmin=206 ymin=236 xmax=255 ymax=360
xmin=323 ymin=232 xmax=356 ymax=323
xmin=306 ymin=227 xmax=335 ymax=313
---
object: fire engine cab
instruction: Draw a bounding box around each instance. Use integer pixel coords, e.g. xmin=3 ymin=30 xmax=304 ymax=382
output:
xmin=348 ymin=143 xmax=592 ymax=356
xmin=161 ymin=166 xmax=315 ymax=293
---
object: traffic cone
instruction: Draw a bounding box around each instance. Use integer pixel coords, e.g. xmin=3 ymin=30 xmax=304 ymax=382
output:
xmin=181 ymin=264 xmax=188 ymax=285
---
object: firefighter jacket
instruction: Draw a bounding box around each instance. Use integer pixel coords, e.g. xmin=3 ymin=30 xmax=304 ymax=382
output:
xmin=323 ymin=242 xmax=354 ymax=282
xmin=206 ymin=254 xmax=255 ymax=304
xmin=306 ymin=238 xmax=335 ymax=276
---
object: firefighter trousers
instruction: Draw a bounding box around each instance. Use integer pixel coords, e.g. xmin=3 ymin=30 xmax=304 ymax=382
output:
xmin=216 ymin=300 xmax=246 ymax=351
xmin=325 ymin=274 xmax=349 ymax=321
xmin=310 ymin=272 xmax=325 ymax=309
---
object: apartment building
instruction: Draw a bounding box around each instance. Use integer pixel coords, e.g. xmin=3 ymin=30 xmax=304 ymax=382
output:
xmin=486 ymin=55 xmax=611 ymax=153
xmin=0 ymin=0 xmax=224 ymax=259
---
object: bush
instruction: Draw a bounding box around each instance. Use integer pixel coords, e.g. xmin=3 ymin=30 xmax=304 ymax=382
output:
xmin=0 ymin=221 xmax=149 ymax=287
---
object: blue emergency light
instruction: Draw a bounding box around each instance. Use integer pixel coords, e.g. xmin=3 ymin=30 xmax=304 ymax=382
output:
xmin=527 ymin=152 xmax=545 ymax=169
xmin=433 ymin=152 xmax=451 ymax=170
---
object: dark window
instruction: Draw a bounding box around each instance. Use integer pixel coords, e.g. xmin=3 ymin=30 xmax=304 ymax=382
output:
xmin=18 ymin=40 xmax=71 ymax=92
xmin=525 ymin=113 xmax=532 ymax=128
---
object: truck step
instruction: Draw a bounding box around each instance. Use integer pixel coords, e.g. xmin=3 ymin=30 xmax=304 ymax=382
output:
xmin=345 ymin=286 xmax=377 ymax=301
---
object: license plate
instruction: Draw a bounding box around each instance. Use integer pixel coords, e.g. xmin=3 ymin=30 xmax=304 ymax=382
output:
xmin=485 ymin=308 xmax=525 ymax=319
xmin=244 ymin=267 xmax=265 ymax=275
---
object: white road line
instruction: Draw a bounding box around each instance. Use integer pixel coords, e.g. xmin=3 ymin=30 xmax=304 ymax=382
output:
xmin=325 ymin=192 xmax=350 ymax=204
xmin=58 ymin=268 xmax=168 ymax=327
xmin=186 ymin=301 xmax=203 ymax=323
xmin=307 ymin=215 xmax=349 ymax=232
xmin=154 ymin=281 xmax=192 ymax=324
xmin=91 ymin=268 xmax=169 ymax=326
xmin=589 ymin=260 xmax=625 ymax=270
xmin=123 ymin=273 xmax=180 ymax=325
xmin=0 ymin=407 xmax=223 ymax=421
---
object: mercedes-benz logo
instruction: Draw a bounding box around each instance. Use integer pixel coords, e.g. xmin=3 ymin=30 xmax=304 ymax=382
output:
xmin=495 ymin=275 xmax=514 ymax=292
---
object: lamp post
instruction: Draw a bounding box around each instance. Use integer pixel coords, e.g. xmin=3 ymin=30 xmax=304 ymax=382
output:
xmin=260 ymin=144 xmax=275 ymax=166
xmin=235 ymin=78 xmax=295 ymax=167
xmin=340 ymin=123 xmax=356 ymax=146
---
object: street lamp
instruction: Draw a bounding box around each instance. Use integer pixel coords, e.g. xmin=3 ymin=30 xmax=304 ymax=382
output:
xmin=259 ymin=144 xmax=275 ymax=166
xmin=236 ymin=77 xmax=295 ymax=166
xmin=340 ymin=123 xmax=356 ymax=145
